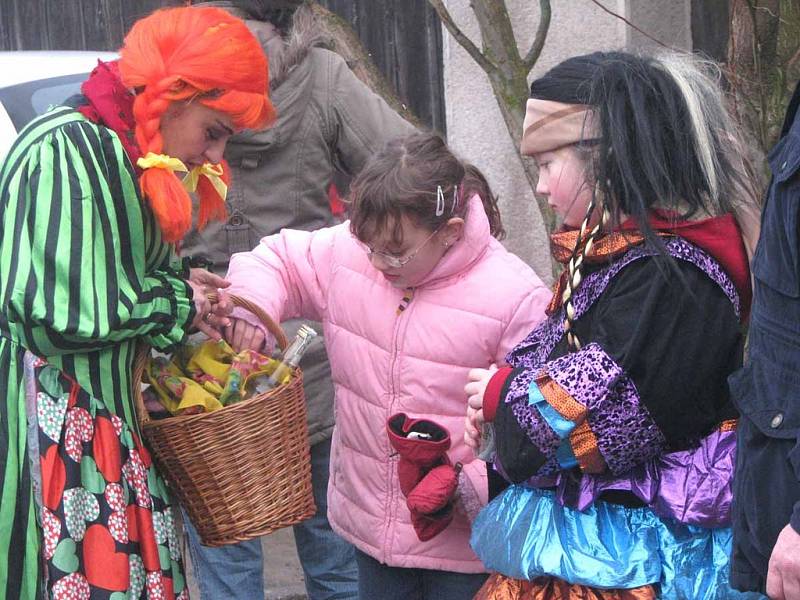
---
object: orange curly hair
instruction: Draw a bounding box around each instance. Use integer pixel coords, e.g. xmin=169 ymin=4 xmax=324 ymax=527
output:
xmin=119 ymin=6 xmax=275 ymax=243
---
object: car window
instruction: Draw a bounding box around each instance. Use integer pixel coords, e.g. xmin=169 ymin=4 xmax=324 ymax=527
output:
xmin=0 ymin=72 xmax=86 ymax=130
xmin=0 ymin=104 xmax=16 ymax=161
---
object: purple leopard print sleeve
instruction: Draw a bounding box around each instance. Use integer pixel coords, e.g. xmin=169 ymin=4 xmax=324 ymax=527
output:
xmin=547 ymin=344 xmax=666 ymax=475
xmin=500 ymin=367 xmax=563 ymax=470
xmin=506 ymin=343 xmax=666 ymax=476
xmin=510 ymin=394 xmax=562 ymax=466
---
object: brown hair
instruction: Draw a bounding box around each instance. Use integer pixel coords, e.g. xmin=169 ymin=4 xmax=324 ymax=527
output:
xmin=348 ymin=131 xmax=504 ymax=246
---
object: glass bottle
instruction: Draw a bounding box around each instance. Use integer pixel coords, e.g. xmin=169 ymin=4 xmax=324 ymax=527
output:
xmin=476 ymin=422 xmax=496 ymax=461
xmin=249 ymin=324 xmax=318 ymax=395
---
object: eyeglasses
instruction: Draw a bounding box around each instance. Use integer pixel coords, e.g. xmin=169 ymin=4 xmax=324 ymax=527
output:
xmin=358 ymin=227 xmax=441 ymax=269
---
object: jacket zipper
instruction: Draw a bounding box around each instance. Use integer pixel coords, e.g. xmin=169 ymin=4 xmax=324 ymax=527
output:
xmin=382 ymin=293 xmax=410 ymax=561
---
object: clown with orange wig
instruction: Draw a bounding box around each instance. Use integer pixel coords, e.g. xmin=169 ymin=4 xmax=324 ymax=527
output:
xmin=0 ymin=6 xmax=273 ymax=598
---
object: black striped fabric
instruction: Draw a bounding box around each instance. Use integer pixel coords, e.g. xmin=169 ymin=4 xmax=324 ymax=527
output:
xmin=0 ymin=106 xmax=195 ymax=599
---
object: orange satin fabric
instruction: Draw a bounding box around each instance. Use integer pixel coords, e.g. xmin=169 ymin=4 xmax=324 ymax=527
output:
xmin=473 ymin=574 xmax=657 ymax=600
xmin=536 ymin=374 xmax=607 ymax=474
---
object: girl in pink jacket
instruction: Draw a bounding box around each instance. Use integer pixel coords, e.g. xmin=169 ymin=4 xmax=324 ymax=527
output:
xmin=223 ymin=132 xmax=551 ymax=599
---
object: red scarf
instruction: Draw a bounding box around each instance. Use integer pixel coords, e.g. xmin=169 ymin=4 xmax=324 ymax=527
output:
xmin=77 ymin=60 xmax=142 ymax=168
xmin=549 ymin=211 xmax=752 ymax=319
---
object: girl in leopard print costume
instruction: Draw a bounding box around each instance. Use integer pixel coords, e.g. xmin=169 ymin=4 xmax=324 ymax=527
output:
xmin=464 ymin=51 xmax=763 ymax=600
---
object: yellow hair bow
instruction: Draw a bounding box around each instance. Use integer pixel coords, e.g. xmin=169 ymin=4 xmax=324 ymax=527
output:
xmin=183 ymin=163 xmax=228 ymax=201
xmin=136 ymin=152 xmax=188 ymax=174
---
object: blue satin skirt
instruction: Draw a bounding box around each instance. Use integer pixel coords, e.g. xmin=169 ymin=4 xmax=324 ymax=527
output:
xmin=471 ymin=486 xmax=764 ymax=599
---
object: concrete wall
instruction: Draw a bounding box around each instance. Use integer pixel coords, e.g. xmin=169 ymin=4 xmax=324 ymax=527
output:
xmin=442 ymin=0 xmax=691 ymax=282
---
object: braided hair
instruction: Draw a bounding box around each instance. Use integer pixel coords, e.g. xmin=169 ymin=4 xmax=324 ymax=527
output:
xmin=560 ymin=179 xmax=610 ymax=351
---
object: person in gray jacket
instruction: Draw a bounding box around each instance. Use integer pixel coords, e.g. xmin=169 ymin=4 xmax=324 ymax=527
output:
xmin=181 ymin=1 xmax=415 ymax=598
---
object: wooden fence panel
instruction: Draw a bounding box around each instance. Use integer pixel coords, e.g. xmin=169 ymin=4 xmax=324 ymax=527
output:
xmin=45 ymin=1 xmax=90 ymax=50
xmin=3 ymin=0 xmax=49 ymax=49
xmin=80 ymin=1 xmax=127 ymax=51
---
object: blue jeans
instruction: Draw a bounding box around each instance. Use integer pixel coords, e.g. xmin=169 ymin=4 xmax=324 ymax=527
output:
xmin=354 ymin=549 xmax=488 ymax=600
xmin=184 ymin=438 xmax=358 ymax=599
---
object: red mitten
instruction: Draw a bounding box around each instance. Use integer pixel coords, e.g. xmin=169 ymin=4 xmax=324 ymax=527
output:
xmin=406 ymin=462 xmax=462 ymax=541
xmin=406 ymin=463 xmax=462 ymax=515
xmin=387 ymin=413 xmax=463 ymax=542
xmin=409 ymin=507 xmax=455 ymax=542
xmin=386 ymin=413 xmax=451 ymax=496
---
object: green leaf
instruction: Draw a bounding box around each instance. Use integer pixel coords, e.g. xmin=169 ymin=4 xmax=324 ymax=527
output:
xmin=171 ymin=560 xmax=185 ymax=593
xmin=158 ymin=544 xmax=171 ymax=570
xmin=147 ymin=468 xmax=163 ymax=501
xmin=37 ymin=366 xmax=65 ymax=397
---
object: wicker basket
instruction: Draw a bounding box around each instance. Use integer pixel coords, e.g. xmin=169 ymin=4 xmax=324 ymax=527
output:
xmin=133 ymin=294 xmax=316 ymax=547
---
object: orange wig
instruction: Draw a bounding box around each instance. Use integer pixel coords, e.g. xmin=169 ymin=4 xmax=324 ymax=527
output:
xmin=118 ymin=6 xmax=275 ymax=243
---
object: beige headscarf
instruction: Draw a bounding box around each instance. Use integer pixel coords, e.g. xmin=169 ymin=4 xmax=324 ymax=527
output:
xmin=520 ymin=99 xmax=600 ymax=156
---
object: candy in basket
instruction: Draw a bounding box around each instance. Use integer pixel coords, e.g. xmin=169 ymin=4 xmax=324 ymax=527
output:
xmin=143 ymin=324 xmax=318 ymax=417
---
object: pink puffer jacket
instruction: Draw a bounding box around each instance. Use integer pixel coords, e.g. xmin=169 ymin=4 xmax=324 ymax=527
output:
xmin=225 ymin=197 xmax=551 ymax=572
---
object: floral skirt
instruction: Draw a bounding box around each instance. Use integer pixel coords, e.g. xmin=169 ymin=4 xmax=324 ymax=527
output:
xmin=26 ymin=354 xmax=188 ymax=599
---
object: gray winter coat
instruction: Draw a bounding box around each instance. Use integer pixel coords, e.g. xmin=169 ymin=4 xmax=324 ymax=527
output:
xmin=182 ymin=4 xmax=414 ymax=445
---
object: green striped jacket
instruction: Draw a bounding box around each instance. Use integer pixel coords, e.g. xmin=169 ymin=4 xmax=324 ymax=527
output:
xmin=0 ymin=106 xmax=194 ymax=599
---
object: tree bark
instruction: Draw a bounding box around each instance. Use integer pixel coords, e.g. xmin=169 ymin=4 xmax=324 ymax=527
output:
xmin=309 ymin=2 xmax=423 ymax=127
xmin=726 ymin=0 xmax=797 ymax=154
xmin=428 ymin=0 xmax=557 ymax=276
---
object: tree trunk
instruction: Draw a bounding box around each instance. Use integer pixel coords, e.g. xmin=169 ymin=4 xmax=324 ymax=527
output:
xmin=466 ymin=0 xmax=558 ymax=275
xmin=485 ymin=72 xmax=556 ymax=235
xmin=726 ymin=0 xmax=800 ymax=155
xmin=310 ymin=2 xmax=423 ymax=127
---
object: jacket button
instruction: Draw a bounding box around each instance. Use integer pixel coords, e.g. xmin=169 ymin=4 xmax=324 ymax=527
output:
xmin=770 ymin=413 xmax=784 ymax=428
xmin=241 ymin=154 xmax=260 ymax=170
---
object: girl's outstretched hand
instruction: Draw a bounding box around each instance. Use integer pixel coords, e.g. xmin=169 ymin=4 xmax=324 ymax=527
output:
xmin=464 ymin=406 xmax=482 ymax=449
xmin=189 ymin=267 xmax=230 ymax=291
xmin=464 ymin=364 xmax=498 ymax=449
xmin=224 ymin=317 xmax=267 ymax=353
xmin=187 ymin=268 xmax=232 ymax=340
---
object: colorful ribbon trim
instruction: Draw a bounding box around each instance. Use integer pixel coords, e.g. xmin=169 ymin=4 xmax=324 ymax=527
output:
xmin=529 ymin=382 xmax=576 ymax=439
xmin=529 ymin=380 xmax=580 ymax=469
xmin=530 ymin=375 xmax=607 ymax=473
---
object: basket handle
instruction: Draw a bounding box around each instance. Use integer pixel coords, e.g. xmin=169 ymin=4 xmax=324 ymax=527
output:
xmin=133 ymin=293 xmax=288 ymax=427
xmin=206 ymin=291 xmax=289 ymax=351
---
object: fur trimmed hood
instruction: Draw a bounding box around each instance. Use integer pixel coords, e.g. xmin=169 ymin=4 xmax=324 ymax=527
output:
xmin=198 ymin=2 xmax=328 ymax=91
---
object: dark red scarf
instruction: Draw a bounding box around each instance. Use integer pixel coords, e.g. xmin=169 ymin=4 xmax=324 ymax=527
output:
xmin=549 ymin=211 xmax=752 ymax=320
xmin=77 ymin=60 xmax=142 ymax=167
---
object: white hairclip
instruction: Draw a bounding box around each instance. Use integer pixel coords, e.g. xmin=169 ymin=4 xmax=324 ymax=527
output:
xmin=436 ymin=185 xmax=445 ymax=216
xmin=452 ymin=184 xmax=459 ymax=214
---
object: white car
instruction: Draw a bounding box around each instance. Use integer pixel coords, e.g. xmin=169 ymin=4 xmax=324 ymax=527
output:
xmin=0 ymin=51 xmax=118 ymax=161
